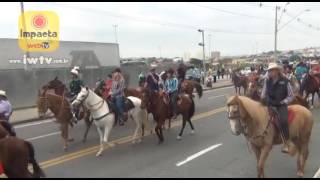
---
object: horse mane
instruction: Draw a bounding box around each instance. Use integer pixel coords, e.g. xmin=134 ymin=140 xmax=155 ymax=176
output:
xmin=235 ymin=96 xmax=267 ymax=125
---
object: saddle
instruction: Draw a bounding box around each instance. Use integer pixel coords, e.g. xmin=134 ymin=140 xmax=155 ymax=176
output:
xmin=106 ymin=97 xmax=135 ymax=114
xmin=268 ymin=107 xmax=295 ymax=130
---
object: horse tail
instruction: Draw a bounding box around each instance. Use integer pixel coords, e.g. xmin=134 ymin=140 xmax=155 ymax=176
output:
xmin=193 ymin=81 xmax=203 ymax=98
xmin=189 ymin=95 xmax=195 ymax=118
xmin=0 ymin=120 xmax=16 ymax=136
xmin=25 ymin=141 xmax=46 ymax=178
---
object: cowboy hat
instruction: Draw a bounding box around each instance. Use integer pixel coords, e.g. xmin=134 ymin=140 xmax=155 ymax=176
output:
xmin=0 ymin=90 xmax=7 ymax=98
xmin=267 ymin=62 xmax=283 ymax=71
xmin=70 ymin=68 xmax=79 ymax=76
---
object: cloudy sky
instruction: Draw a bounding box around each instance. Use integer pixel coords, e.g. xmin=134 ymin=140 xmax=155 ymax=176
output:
xmin=0 ymin=2 xmax=319 ymax=58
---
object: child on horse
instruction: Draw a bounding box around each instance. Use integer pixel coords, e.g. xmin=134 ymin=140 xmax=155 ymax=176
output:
xmin=102 ymin=74 xmax=113 ymax=101
xmin=261 ymin=62 xmax=294 ymax=154
xmin=145 ymin=67 xmax=160 ymax=92
xmin=69 ymin=66 xmax=84 ymax=123
xmin=165 ymin=68 xmax=179 ymax=119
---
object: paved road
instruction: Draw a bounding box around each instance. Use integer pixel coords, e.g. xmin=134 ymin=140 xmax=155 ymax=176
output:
xmin=9 ymin=87 xmax=320 ymax=178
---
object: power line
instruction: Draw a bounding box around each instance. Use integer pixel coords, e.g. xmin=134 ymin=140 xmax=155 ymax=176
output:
xmin=45 ymin=2 xmax=273 ymax=35
xmin=187 ymin=2 xmax=272 ymax=21
xmin=285 ymin=11 xmax=320 ymax=32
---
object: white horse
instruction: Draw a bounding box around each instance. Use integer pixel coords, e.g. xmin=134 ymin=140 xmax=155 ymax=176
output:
xmin=71 ymin=86 xmax=149 ymax=157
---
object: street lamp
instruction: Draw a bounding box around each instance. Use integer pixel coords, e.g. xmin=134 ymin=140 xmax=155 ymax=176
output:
xmin=198 ymin=29 xmax=206 ymax=84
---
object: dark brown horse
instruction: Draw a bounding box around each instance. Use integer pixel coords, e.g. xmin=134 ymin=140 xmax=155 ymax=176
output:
xmin=37 ymin=88 xmax=90 ymax=150
xmin=45 ymin=76 xmax=69 ymax=96
xmin=232 ymin=72 xmax=248 ymax=95
xmin=180 ymin=80 xmax=203 ymax=98
xmin=140 ymin=88 xmax=195 ymax=143
xmin=301 ymin=73 xmax=320 ymax=108
xmin=0 ymin=121 xmax=45 ymax=178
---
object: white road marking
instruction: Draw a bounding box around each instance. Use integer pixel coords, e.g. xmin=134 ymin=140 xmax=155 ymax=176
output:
xmin=25 ymin=131 xmax=60 ymax=141
xmin=176 ymin=143 xmax=223 ymax=167
xmin=208 ymin=95 xmax=225 ymax=99
xmin=313 ymin=166 xmax=320 ymax=178
xmin=14 ymin=119 xmax=55 ymax=129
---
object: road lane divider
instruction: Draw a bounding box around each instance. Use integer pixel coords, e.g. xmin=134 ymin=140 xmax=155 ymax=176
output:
xmin=30 ymin=106 xmax=226 ymax=171
xmin=176 ymin=143 xmax=223 ymax=166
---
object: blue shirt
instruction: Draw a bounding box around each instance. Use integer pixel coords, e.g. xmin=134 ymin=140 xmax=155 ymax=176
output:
xmin=0 ymin=100 xmax=12 ymax=121
xmin=165 ymin=77 xmax=178 ymax=93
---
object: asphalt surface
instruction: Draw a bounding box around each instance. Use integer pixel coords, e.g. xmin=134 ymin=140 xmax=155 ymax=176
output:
xmin=9 ymin=87 xmax=320 ymax=178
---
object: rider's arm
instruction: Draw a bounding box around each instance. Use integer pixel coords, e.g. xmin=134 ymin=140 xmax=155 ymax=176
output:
xmin=281 ymin=83 xmax=294 ymax=105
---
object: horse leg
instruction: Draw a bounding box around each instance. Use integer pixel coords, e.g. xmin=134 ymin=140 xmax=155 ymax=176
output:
xmin=188 ymin=118 xmax=195 ymax=135
xmin=256 ymin=145 xmax=272 ymax=178
xmin=96 ymin=125 xmax=104 ymax=157
xmin=83 ymin=116 xmax=93 ymax=143
xmin=61 ymin=123 xmax=68 ymax=151
xmin=177 ymin=115 xmax=187 ymax=140
xmin=311 ymin=93 xmax=315 ymax=108
xmin=297 ymin=143 xmax=309 ymax=177
xmin=131 ymin=112 xmax=140 ymax=144
xmin=251 ymin=144 xmax=261 ymax=164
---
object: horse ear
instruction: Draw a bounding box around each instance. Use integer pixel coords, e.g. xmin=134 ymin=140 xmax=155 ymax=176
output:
xmin=86 ymin=86 xmax=89 ymax=91
xmin=54 ymin=76 xmax=58 ymax=80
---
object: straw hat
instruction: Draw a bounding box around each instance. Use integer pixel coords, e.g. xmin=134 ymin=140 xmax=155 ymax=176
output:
xmin=267 ymin=62 xmax=283 ymax=71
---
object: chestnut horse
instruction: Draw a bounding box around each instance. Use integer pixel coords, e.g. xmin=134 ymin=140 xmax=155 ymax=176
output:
xmin=140 ymin=88 xmax=195 ymax=143
xmin=180 ymin=80 xmax=203 ymax=99
xmin=0 ymin=121 xmax=45 ymax=178
xmin=227 ymin=95 xmax=313 ymax=178
xmin=37 ymin=88 xmax=90 ymax=150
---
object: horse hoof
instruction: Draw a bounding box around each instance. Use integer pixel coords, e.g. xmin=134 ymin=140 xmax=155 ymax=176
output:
xmin=82 ymin=139 xmax=87 ymax=143
xmin=68 ymin=138 xmax=74 ymax=142
xmin=96 ymin=151 xmax=102 ymax=157
xmin=63 ymin=146 xmax=68 ymax=152
xmin=177 ymin=136 xmax=182 ymax=140
xmin=190 ymin=130 xmax=195 ymax=135
xmin=297 ymin=171 xmax=304 ymax=177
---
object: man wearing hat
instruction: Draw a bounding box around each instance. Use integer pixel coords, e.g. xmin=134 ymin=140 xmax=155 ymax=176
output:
xmin=69 ymin=66 xmax=84 ymax=123
xmin=0 ymin=90 xmax=12 ymax=122
xmin=145 ymin=67 xmax=160 ymax=92
xmin=165 ymin=68 xmax=179 ymax=119
xmin=261 ymin=62 xmax=294 ymax=154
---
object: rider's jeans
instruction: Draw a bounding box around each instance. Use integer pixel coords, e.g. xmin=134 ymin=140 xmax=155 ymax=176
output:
xmin=114 ymin=96 xmax=124 ymax=121
xmin=169 ymin=91 xmax=178 ymax=115
xmin=274 ymin=106 xmax=289 ymax=140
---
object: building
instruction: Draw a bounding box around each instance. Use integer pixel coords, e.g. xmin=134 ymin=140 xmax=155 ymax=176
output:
xmin=211 ymin=51 xmax=221 ymax=60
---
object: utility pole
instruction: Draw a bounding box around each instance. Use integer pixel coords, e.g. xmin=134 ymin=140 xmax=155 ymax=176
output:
xmin=208 ymin=34 xmax=211 ymax=60
xmin=274 ymin=6 xmax=279 ymax=62
xmin=20 ymin=2 xmax=30 ymax=71
xmin=113 ymin=24 xmax=118 ymax=44
xmin=198 ymin=29 xmax=206 ymax=85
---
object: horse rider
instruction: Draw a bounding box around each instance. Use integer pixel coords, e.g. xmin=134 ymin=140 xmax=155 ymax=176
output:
xmin=165 ymin=68 xmax=179 ymax=119
xmin=69 ymin=66 xmax=84 ymax=123
xmin=110 ymin=68 xmax=126 ymax=126
xmin=158 ymin=70 xmax=167 ymax=91
xmin=0 ymin=90 xmax=15 ymax=134
xmin=103 ymin=74 xmax=113 ymax=101
xmin=177 ymin=63 xmax=186 ymax=92
xmin=138 ymin=71 xmax=146 ymax=88
xmin=261 ymin=62 xmax=294 ymax=154
xmin=145 ymin=67 xmax=160 ymax=92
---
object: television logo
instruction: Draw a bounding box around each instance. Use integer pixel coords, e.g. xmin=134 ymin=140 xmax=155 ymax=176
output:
xmin=18 ymin=11 xmax=59 ymax=52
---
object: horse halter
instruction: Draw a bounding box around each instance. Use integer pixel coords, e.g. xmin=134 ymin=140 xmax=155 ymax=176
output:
xmin=75 ymin=88 xmax=104 ymax=111
xmin=227 ymin=104 xmax=248 ymax=136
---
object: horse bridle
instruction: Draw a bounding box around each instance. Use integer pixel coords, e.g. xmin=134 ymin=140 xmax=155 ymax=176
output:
xmin=227 ymin=104 xmax=249 ymax=136
xmin=75 ymin=88 xmax=105 ymax=112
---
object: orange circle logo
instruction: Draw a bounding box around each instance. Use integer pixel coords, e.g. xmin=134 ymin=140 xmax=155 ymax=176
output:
xmin=32 ymin=15 xmax=47 ymax=29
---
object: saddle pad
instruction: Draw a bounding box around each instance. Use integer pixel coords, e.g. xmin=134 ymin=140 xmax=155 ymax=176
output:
xmin=0 ymin=163 xmax=4 ymax=175
xmin=124 ymin=98 xmax=135 ymax=112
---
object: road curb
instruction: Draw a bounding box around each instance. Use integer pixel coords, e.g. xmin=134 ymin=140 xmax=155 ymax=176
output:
xmin=11 ymin=83 xmax=233 ymax=126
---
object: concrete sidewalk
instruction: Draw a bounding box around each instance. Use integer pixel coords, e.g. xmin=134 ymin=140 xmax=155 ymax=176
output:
xmin=10 ymin=79 xmax=233 ymax=125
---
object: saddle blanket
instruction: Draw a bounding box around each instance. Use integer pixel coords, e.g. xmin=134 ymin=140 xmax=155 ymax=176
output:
xmin=271 ymin=107 xmax=295 ymax=126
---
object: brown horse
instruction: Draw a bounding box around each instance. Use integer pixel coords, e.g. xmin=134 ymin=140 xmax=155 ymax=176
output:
xmin=227 ymin=95 xmax=313 ymax=178
xmin=124 ymin=87 xmax=144 ymax=98
xmin=140 ymin=88 xmax=195 ymax=143
xmin=301 ymin=73 xmax=320 ymax=108
xmin=37 ymin=88 xmax=90 ymax=150
xmin=232 ymin=72 xmax=248 ymax=95
xmin=180 ymin=80 xmax=203 ymax=98
xmin=0 ymin=121 xmax=45 ymax=178
xmin=45 ymin=76 xmax=69 ymax=96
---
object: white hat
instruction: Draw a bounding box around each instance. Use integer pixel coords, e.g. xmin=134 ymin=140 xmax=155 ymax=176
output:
xmin=267 ymin=62 xmax=283 ymax=71
xmin=70 ymin=68 xmax=79 ymax=76
xmin=0 ymin=90 xmax=7 ymax=97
